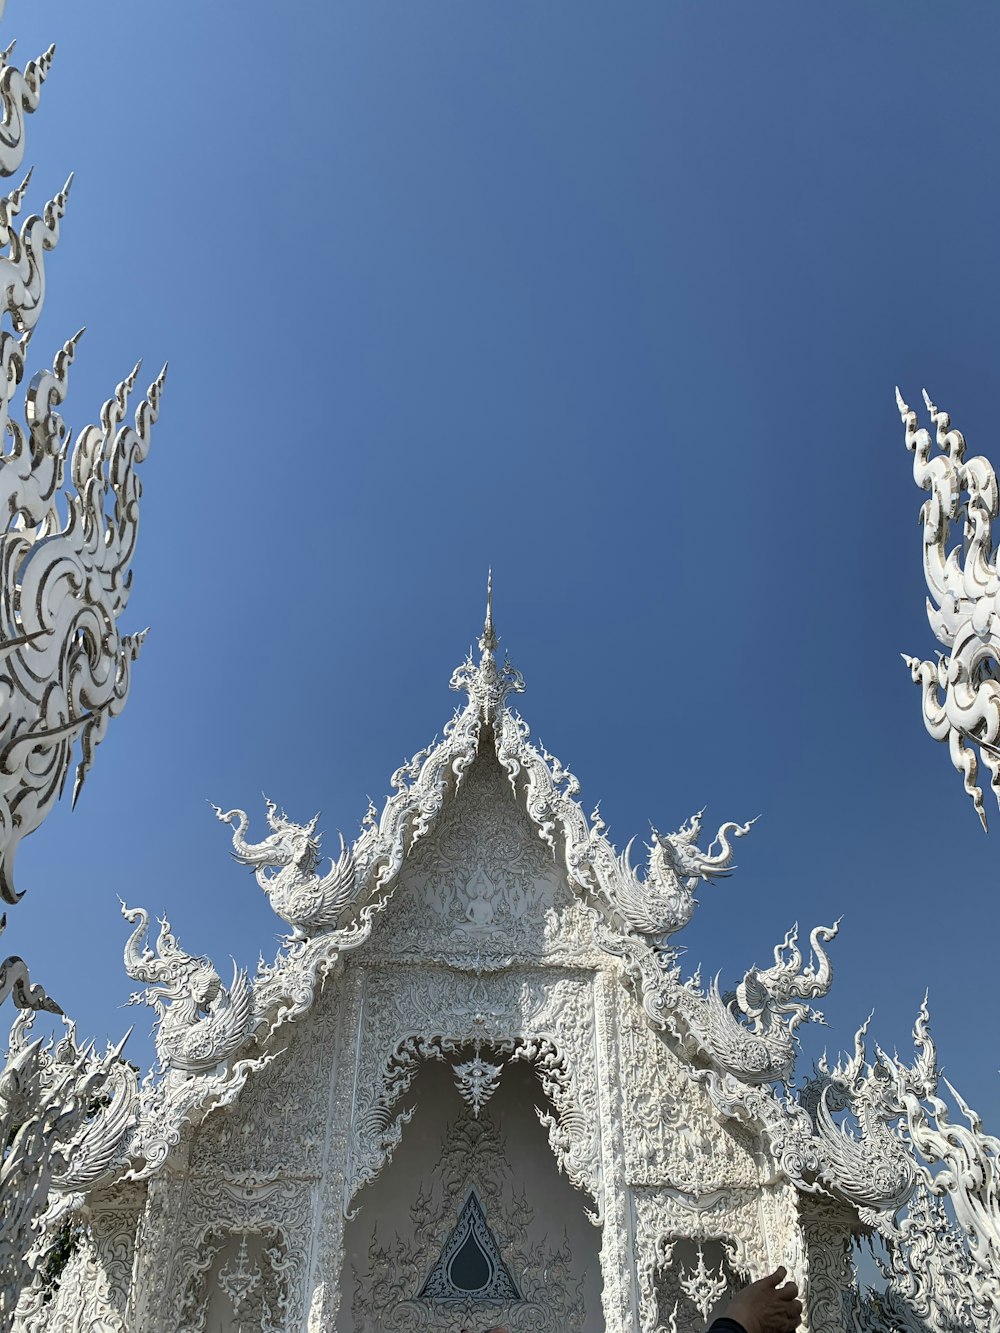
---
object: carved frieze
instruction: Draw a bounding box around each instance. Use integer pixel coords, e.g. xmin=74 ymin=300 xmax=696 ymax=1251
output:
xmin=189 ymin=974 xmax=342 ymax=1180
xmin=616 ymin=988 xmax=759 ymax=1193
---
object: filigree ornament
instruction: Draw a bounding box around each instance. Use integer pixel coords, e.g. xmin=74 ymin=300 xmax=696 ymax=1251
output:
xmin=677 ymin=1243 xmax=729 ymax=1324
xmin=418 ymin=1188 xmax=520 ymax=1301
xmin=351 ymin=1111 xmax=586 ymax=1333
xmin=217 ymin=1233 xmax=260 ymax=1316
xmin=0 ymin=10 xmax=166 ymax=1316
xmin=0 ymin=1010 xmax=135 ymax=1322
xmin=899 ymin=388 xmax=1000 ymax=827
xmin=451 ymin=1050 xmax=504 ymax=1118
xmin=11 ymin=591 xmax=1000 ymax=1331
xmin=178 ymin=1222 xmax=294 ymax=1333
xmin=0 ymin=316 xmax=166 ymax=906
xmin=609 ymin=816 xmax=753 ymax=947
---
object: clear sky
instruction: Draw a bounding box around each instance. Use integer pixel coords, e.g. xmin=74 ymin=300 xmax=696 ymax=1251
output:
xmin=5 ymin=1 xmax=1000 ymax=1128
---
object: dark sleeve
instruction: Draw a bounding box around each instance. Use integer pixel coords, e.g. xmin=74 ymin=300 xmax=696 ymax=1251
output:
xmin=707 ymin=1320 xmax=747 ymax=1333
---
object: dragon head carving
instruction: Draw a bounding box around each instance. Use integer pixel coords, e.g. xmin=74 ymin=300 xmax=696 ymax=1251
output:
xmin=120 ymin=903 xmax=251 ymax=1076
xmin=735 ymin=920 xmax=840 ymax=1037
xmin=211 ymin=798 xmax=362 ymax=938
xmin=607 ymin=812 xmax=756 ymax=946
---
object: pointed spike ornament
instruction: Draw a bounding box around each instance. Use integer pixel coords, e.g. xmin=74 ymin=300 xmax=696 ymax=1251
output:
xmin=449 ymin=571 xmax=525 ymax=723
xmin=0 ymin=104 xmax=165 ymax=898
xmin=482 ymin=567 xmax=497 ymax=653
xmin=0 ymin=34 xmax=167 ymax=1317
xmin=898 ymin=387 xmax=1000 ymax=826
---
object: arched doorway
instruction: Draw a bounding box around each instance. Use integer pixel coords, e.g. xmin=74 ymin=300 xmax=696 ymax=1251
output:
xmin=340 ymin=1052 xmax=604 ymax=1332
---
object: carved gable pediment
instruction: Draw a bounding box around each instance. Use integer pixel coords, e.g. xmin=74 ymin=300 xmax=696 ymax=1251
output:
xmin=368 ymin=750 xmax=598 ymax=965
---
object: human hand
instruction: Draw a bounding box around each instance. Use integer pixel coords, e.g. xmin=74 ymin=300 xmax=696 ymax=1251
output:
xmin=721 ymin=1267 xmax=802 ymax=1333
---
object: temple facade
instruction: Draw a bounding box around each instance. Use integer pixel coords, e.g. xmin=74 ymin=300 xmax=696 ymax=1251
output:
xmin=14 ymin=600 xmax=957 ymax=1332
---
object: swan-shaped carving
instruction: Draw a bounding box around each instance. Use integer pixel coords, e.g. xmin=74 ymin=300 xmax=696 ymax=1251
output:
xmin=609 ymin=811 xmax=755 ymax=944
xmin=121 ymin=904 xmax=251 ymax=1075
xmin=53 ymin=1054 xmax=139 ymax=1194
xmin=735 ymin=920 xmax=839 ymax=1036
xmin=675 ymin=921 xmax=839 ymax=1085
xmin=800 ymin=1016 xmax=916 ymax=1214
xmin=211 ymin=798 xmax=362 ymax=938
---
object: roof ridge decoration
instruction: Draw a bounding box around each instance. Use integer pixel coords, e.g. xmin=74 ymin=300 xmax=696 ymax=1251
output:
xmin=112 ymin=590 xmax=845 ymax=1184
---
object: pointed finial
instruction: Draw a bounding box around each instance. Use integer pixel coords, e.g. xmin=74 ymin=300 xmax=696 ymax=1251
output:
xmin=450 ymin=568 xmax=524 ymax=711
xmin=481 ymin=568 xmax=497 ymax=653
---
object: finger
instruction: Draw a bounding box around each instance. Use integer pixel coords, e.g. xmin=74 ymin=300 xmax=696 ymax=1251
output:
xmin=778 ymin=1281 xmax=799 ymax=1299
xmin=765 ymin=1265 xmax=787 ymax=1287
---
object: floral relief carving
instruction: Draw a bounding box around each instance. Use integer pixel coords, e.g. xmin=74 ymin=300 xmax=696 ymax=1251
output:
xmin=189 ymin=985 xmax=337 ymax=1178
xmin=592 ymin=970 xmax=637 ymax=1333
xmin=638 ymin=1235 xmax=743 ymax=1333
xmin=303 ymin=964 xmax=363 ymax=1332
xmin=799 ymin=1194 xmax=859 ymax=1333
xmin=180 ymin=1225 xmax=292 ymax=1333
xmin=166 ymin=1176 xmax=311 ymax=1333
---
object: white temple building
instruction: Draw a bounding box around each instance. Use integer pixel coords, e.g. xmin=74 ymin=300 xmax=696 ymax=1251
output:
xmin=15 ymin=593 xmax=976 ymax=1333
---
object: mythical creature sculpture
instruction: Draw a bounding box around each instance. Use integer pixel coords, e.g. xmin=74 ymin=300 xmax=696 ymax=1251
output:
xmin=735 ymin=920 xmax=839 ymax=1037
xmin=121 ymin=904 xmax=251 ymax=1076
xmin=51 ymin=1052 xmax=138 ymax=1198
xmin=800 ymin=996 xmax=1000 ymax=1327
xmin=607 ymin=811 xmax=756 ymax=946
xmin=211 ymin=798 xmax=363 ymax=938
xmin=899 ymin=389 xmax=1000 ymax=827
xmin=673 ymin=921 xmax=839 ymax=1086
xmin=802 ymin=1015 xmax=917 ymax=1215
xmin=887 ymin=1003 xmax=1000 ymax=1318
xmin=0 ymin=1010 xmax=130 ymax=1322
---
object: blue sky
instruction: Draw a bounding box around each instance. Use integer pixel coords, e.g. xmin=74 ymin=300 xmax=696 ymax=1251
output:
xmin=6 ymin=1 xmax=1000 ymax=1127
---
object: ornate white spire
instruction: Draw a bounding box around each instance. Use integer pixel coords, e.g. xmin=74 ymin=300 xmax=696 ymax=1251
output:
xmin=482 ymin=566 xmax=497 ymax=653
xmin=449 ymin=571 xmax=525 ymax=723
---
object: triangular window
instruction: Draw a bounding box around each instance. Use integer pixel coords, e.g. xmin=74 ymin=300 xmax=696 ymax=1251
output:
xmin=418 ymin=1188 xmax=521 ymax=1302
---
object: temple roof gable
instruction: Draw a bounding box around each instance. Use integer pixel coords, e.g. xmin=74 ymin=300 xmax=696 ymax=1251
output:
xmin=112 ymin=590 xmax=842 ymax=1190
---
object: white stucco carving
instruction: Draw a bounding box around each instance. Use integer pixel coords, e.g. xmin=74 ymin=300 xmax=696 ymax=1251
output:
xmin=212 ymin=799 xmax=367 ymax=939
xmin=900 ymin=388 xmax=1000 ymax=829
xmin=349 ymin=1098 xmax=592 ymax=1333
xmin=0 ymin=6 xmax=164 ymax=1310
xmin=12 ymin=597 xmax=1000 ymax=1331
